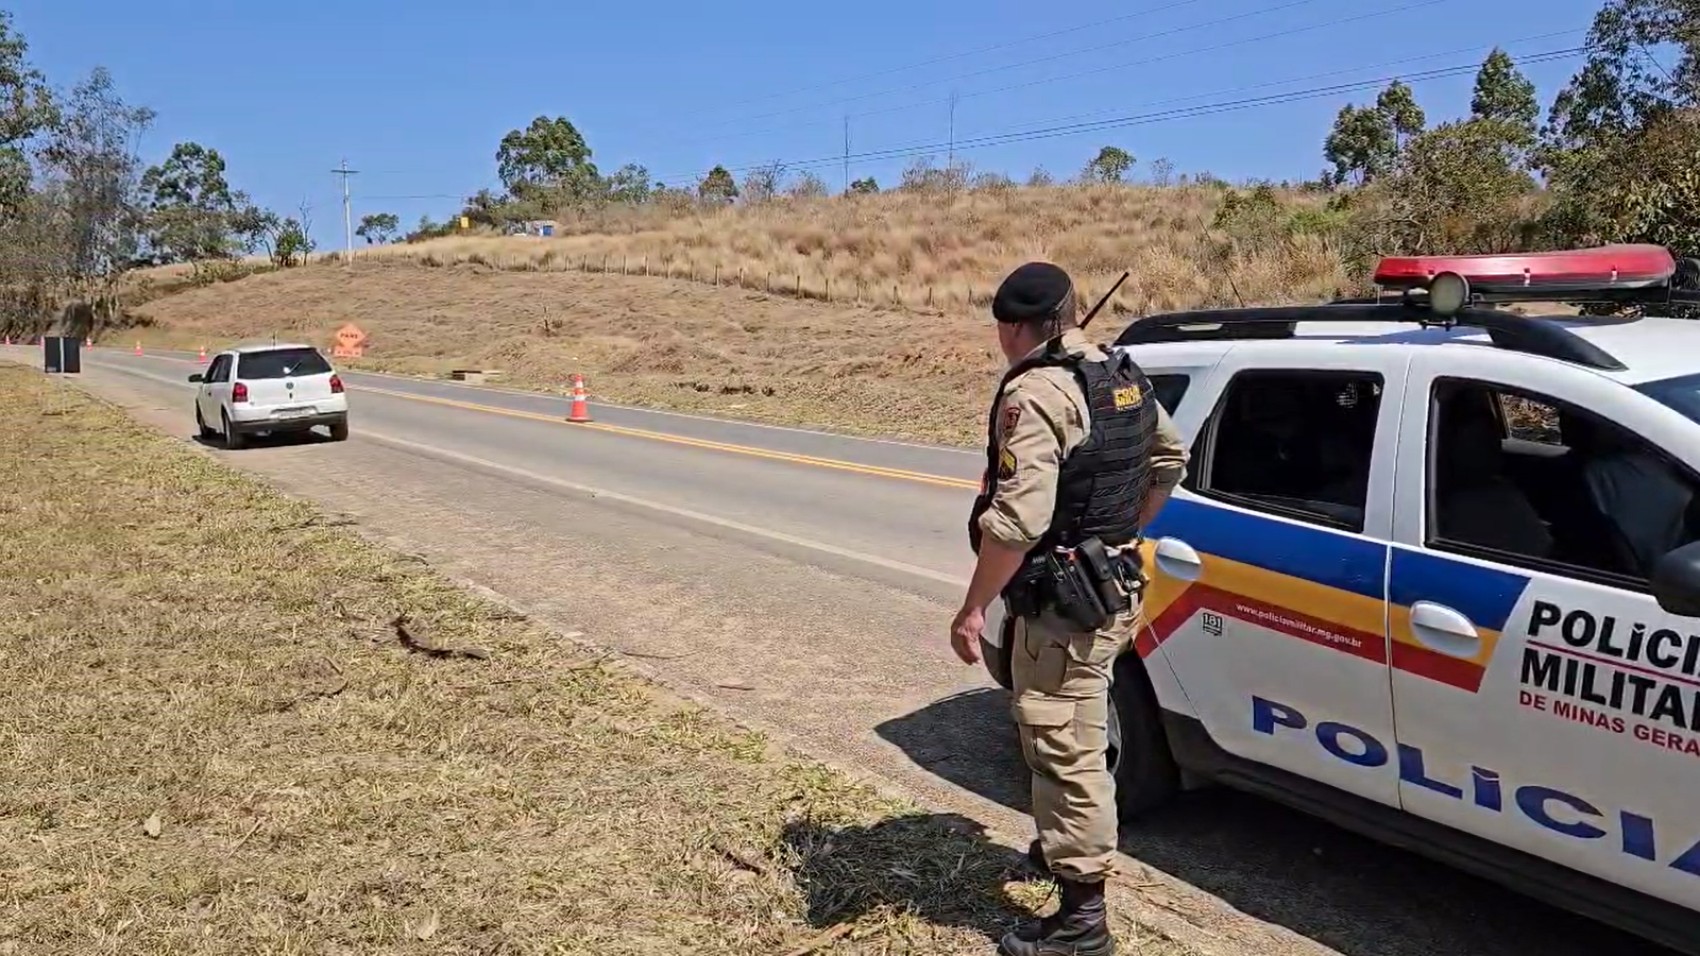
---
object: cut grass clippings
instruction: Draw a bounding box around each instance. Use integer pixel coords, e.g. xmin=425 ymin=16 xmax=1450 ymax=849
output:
xmin=0 ymin=365 xmax=1169 ymax=954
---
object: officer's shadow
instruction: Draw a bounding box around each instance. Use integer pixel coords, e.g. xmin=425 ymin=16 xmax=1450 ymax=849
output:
xmin=780 ymin=811 xmax=1034 ymax=946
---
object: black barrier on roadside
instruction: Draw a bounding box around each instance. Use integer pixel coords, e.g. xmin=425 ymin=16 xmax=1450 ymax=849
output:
xmin=42 ymin=336 xmax=81 ymax=374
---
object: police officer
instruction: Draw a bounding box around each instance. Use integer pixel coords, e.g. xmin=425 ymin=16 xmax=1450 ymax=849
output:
xmin=950 ymin=261 xmax=1189 ymax=956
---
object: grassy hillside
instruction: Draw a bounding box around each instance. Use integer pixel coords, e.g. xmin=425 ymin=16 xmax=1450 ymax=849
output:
xmin=354 ymin=183 xmax=1352 ymax=315
xmin=133 ymin=183 xmax=1358 ymax=445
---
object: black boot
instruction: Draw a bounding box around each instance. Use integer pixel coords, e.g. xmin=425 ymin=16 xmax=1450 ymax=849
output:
xmin=998 ymin=877 xmax=1115 ymax=956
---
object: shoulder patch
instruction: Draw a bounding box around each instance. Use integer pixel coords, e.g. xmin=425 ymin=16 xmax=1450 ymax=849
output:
xmin=1001 ymin=403 xmax=1022 ymax=437
xmin=1113 ymin=384 xmax=1143 ymax=409
xmin=997 ymin=446 xmax=1017 ymax=480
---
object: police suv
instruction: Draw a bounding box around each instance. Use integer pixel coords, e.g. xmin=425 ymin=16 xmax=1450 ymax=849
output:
xmin=979 ymin=244 xmax=1700 ymax=952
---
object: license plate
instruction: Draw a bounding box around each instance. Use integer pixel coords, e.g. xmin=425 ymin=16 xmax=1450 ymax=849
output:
xmin=274 ymin=407 xmax=312 ymax=419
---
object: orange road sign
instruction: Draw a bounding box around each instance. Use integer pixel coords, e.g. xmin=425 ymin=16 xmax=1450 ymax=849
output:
xmin=332 ymin=323 xmax=367 ymax=359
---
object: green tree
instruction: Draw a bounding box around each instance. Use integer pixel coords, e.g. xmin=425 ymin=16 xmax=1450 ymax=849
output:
xmin=37 ymin=67 xmax=156 ymax=279
xmin=1084 ymin=145 xmax=1134 ymax=183
xmin=848 ymin=176 xmax=879 ymax=195
xmin=355 ymin=211 xmax=399 ymax=244
xmin=1471 ymin=48 xmax=1539 ymax=140
xmin=1375 ymin=81 xmax=1426 ymax=148
xmin=0 ymin=12 xmax=56 ymax=219
xmin=1323 ymin=104 xmax=1397 ymax=185
xmin=139 ymin=141 xmax=260 ymax=262
xmin=495 ymin=115 xmax=599 ymax=200
xmin=1361 ymin=118 xmax=1539 ymax=256
xmin=603 ymin=163 xmax=653 ymax=204
xmin=697 ymin=164 xmax=737 ymax=204
xmin=271 ymin=217 xmax=311 ymax=267
xmin=1537 ymin=1 xmax=1700 ymax=253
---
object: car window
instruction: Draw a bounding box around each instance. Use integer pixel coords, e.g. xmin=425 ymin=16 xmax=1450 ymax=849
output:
xmin=207 ymin=355 xmax=230 ymax=383
xmin=1148 ymin=373 xmax=1190 ymax=414
xmin=235 ymin=348 xmax=332 ymax=380
xmin=1636 ymin=371 xmax=1700 ymax=426
xmin=1190 ymin=369 xmax=1384 ymax=533
xmin=1429 ymin=378 xmax=1700 ymax=585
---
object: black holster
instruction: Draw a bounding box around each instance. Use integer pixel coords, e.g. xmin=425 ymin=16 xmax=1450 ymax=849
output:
xmin=1004 ymin=536 xmax=1140 ymax=631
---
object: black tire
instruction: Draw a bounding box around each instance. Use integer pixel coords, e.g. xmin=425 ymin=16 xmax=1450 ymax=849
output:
xmin=222 ymin=412 xmax=245 ymax=450
xmin=328 ymin=418 xmax=349 ymax=442
xmin=1109 ymin=651 xmax=1181 ymax=818
xmin=195 ymin=405 xmax=215 ymax=440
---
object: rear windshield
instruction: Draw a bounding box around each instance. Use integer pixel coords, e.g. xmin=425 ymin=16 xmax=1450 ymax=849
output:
xmin=236 ymin=348 xmax=332 ymax=379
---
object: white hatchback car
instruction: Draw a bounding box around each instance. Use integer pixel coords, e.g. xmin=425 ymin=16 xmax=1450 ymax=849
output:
xmin=978 ymin=244 xmax=1700 ymax=953
xmin=189 ymin=343 xmax=349 ymax=449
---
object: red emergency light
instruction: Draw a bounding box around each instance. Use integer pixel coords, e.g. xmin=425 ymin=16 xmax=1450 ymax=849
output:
xmin=1370 ymin=244 xmax=1682 ymax=319
xmin=1375 ymin=245 xmax=1676 ymax=291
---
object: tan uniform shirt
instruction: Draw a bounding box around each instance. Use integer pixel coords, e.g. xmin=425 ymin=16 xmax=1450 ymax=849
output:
xmin=977 ymin=327 xmax=1189 ymax=551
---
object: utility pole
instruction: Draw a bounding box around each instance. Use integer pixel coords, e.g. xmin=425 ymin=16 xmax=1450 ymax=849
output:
xmin=842 ymin=114 xmax=850 ymax=195
xmin=947 ymin=90 xmax=959 ymax=168
xmin=331 ymin=158 xmax=359 ymax=261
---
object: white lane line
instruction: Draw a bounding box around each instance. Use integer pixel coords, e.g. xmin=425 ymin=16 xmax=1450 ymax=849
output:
xmin=75 ymin=357 xmax=973 ymax=590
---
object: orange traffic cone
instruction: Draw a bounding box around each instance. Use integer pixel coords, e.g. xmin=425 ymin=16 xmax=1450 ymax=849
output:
xmin=134 ymin=341 xmax=143 ymax=356
xmin=566 ymin=373 xmax=593 ymax=423
xmin=197 ymin=345 xmax=208 ymax=364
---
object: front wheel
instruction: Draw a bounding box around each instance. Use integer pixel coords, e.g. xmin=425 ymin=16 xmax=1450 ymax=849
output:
xmin=1109 ymin=651 xmax=1181 ymax=818
xmin=195 ymin=405 xmax=215 ymax=440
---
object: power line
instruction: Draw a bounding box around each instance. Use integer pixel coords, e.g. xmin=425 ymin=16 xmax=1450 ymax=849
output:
xmin=664 ymin=0 xmax=1334 ymax=138
xmin=700 ymin=0 xmax=1214 ymax=113
xmin=937 ymin=25 xmax=1587 ymax=144
xmin=663 ymin=0 xmax=1460 ymax=155
xmin=655 ymin=45 xmax=1588 ymax=183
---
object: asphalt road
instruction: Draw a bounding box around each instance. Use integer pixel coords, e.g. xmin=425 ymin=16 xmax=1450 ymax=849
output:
xmin=18 ymin=343 xmax=1680 ymax=956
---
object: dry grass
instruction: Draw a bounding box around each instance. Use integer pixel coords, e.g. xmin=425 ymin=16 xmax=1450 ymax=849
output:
xmin=350 ymin=184 xmax=1352 ymax=316
xmin=0 ymin=365 xmax=1190 ymax=954
xmin=127 ymin=184 xmax=1359 ymax=446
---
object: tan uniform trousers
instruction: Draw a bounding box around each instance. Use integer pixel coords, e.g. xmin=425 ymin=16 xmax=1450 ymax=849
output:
xmin=1007 ymin=601 xmax=1139 ymax=882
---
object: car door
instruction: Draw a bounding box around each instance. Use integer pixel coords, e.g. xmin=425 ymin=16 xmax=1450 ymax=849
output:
xmin=1141 ymin=345 xmax=1407 ymax=807
xmin=198 ymin=354 xmax=230 ymax=423
xmin=1391 ymin=347 xmax=1700 ymax=911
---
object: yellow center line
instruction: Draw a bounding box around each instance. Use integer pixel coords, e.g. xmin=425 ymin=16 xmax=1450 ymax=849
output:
xmin=352 ymin=384 xmax=981 ymax=491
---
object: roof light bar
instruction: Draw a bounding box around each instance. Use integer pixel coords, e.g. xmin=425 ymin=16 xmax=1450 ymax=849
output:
xmin=1373 ymin=245 xmax=1678 ymax=302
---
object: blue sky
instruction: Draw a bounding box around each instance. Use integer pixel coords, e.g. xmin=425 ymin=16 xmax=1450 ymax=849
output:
xmin=10 ymin=0 xmax=1604 ymax=248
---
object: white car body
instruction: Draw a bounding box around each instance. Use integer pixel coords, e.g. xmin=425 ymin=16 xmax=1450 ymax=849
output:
xmin=982 ymin=303 xmax=1700 ymax=952
xmin=191 ymin=343 xmax=349 ymax=447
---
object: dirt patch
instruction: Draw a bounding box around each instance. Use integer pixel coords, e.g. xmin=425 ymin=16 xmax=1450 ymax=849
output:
xmin=0 ymin=366 xmax=1190 ymax=954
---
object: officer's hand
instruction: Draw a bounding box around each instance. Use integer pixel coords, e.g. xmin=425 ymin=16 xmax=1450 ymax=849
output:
xmin=950 ymin=605 xmax=984 ymax=665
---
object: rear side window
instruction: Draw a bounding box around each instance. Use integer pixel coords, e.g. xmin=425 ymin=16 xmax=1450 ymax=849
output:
xmin=1190 ymin=369 xmax=1384 ymax=532
xmin=1147 ymin=373 xmax=1190 ymax=414
xmin=236 ymin=348 xmax=332 ymax=379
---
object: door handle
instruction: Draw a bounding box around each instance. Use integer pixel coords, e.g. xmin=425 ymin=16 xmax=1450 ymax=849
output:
xmin=1153 ymin=537 xmax=1203 ymax=582
xmin=1408 ymin=600 xmax=1481 ymax=659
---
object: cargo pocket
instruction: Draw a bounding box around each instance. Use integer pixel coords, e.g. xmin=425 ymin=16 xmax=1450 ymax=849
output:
xmin=1011 ymin=619 xmax=1069 ymax=696
xmin=1012 ymin=694 xmax=1079 ymax=771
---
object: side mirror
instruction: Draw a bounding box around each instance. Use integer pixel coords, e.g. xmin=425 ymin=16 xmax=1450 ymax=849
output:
xmin=188 ymin=373 xmax=203 ymax=383
xmin=1650 ymin=540 xmax=1700 ymax=617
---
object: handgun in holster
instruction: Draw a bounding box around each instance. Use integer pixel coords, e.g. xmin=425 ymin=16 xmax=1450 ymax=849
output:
xmin=1041 ymin=546 xmax=1114 ymax=632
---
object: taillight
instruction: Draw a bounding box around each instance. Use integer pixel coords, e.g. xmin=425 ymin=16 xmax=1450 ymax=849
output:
xmin=329 ymin=374 xmax=344 ymax=394
xmin=232 ymin=382 xmax=248 ymax=403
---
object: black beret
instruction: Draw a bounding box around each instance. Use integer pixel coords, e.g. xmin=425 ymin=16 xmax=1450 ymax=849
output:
xmin=992 ymin=261 xmax=1075 ymax=324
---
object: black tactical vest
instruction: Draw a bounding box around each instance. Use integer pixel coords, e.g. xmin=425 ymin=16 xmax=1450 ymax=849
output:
xmin=968 ymin=338 xmax=1158 ymax=558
